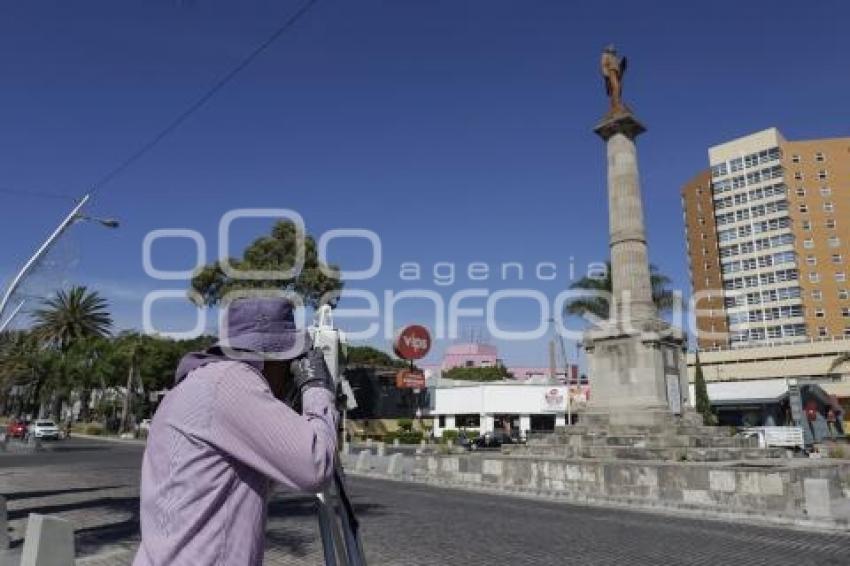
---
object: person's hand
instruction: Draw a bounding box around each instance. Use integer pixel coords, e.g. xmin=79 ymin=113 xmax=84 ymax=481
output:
xmin=290 ymin=349 xmax=335 ymax=397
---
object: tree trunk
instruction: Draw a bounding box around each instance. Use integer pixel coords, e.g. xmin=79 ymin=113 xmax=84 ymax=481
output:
xmin=78 ymin=389 xmax=91 ymax=422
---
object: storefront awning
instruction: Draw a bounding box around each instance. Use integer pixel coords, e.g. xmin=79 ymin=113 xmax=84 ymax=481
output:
xmin=707 ymin=379 xmax=788 ymax=406
xmin=819 ymin=381 xmax=850 ymax=399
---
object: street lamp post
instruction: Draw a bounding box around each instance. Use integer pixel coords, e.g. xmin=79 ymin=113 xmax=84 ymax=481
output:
xmin=0 ymin=193 xmax=119 ymax=332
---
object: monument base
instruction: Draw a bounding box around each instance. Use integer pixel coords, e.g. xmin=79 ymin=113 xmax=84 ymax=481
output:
xmin=582 ymin=318 xmax=690 ymax=426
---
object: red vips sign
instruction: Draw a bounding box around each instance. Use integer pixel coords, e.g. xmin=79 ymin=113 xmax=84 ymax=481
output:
xmin=396 ymin=369 xmax=427 ymax=389
xmin=393 ymin=325 xmax=431 ymax=360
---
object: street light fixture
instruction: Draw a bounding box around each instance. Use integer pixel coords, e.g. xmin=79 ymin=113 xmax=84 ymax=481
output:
xmin=76 ymin=215 xmax=120 ymax=229
xmin=0 ymin=193 xmax=119 ymax=332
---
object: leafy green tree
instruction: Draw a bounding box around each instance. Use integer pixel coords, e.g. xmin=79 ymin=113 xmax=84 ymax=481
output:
xmin=346 ymin=345 xmax=408 ymax=368
xmin=693 ymin=351 xmax=716 ymax=426
xmin=563 ymin=261 xmax=675 ymax=321
xmin=190 ymin=220 xmax=343 ymax=309
xmin=0 ymin=330 xmax=60 ymax=417
xmin=33 ymin=286 xmax=112 ymax=350
xmin=443 ymin=365 xmax=514 ymax=382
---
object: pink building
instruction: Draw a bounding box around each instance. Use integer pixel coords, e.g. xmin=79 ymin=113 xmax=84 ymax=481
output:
xmin=441 ymin=343 xmax=500 ymax=370
xmin=434 ymin=342 xmax=582 ymax=384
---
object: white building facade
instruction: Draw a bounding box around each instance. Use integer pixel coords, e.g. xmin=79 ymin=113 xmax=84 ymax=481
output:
xmin=430 ymin=382 xmax=585 ymax=438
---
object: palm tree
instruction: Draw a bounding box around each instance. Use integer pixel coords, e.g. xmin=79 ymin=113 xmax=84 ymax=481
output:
xmin=33 ymin=286 xmax=112 ymax=351
xmin=564 ymin=261 xmax=675 ymax=320
xmin=32 ymin=286 xmax=112 ymax=419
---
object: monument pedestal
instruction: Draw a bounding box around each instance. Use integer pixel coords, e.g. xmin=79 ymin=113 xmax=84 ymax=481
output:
xmin=582 ymin=319 xmax=691 ymax=427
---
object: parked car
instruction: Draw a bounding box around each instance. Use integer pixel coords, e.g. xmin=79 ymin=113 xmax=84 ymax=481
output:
xmin=469 ymin=430 xmax=515 ymax=450
xmin=455 ymin=430 xmax=473 ymax=449
xmin=6 ymin=419 xmax=28 ymax=438
xmin=28 ymin=420 xmax=60 ymax=440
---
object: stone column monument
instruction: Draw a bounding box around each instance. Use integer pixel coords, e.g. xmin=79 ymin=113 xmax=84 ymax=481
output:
xmin=583 ymin=46 xmax=690 ymax=427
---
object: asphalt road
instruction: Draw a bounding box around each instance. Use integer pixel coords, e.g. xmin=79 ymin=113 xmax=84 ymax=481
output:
xmin=1 ymin=437 xmax=849 ymax=565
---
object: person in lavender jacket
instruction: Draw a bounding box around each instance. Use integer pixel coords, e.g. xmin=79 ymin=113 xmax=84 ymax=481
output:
xmin=133 ymin=297 xmax=339 ymax=566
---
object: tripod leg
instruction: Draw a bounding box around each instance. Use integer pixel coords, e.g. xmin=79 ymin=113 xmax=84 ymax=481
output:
xmin=316 ymin=494 xmax=340 ymax=566
xmin=330 ymin=463 xmax=367 ymax=566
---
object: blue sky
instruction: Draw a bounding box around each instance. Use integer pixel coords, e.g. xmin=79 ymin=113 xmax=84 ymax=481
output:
xmin=1 ymin=0 xmax=848 ymax=366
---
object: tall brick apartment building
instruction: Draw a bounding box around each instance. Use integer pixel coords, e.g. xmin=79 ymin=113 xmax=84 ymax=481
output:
xmin=682 ymin=128 xmax=850 ymax=350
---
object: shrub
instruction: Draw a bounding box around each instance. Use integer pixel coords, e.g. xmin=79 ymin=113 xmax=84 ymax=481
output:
xmin=398 ymin=430 xmax=423 ymax=444
xmin=384 ymin=429 xmax=423 ymax=444
xmin=397 ymin=418 xmax=414 ymax=432
xmin=84 ymin=423 xmax=104 ymax=436
xmin=827 ymin=444 xmax=848 ymax=459
xmin=441 ymin=429 xmax=459 ymax=444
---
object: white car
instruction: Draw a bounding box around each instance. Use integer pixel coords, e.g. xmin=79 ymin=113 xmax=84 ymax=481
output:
xmin=29 ymin=420 xmax=60 ymax=440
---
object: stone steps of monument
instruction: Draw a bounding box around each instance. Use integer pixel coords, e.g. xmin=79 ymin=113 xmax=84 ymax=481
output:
xmin=528 ymin=429 xmax=758 ymax=450
xmin=582 ymin=434 xmax=748 ymax=449
xmin=578 ymin=445 xmax=784 ymax=462
xmin=504 ymin=442 xmax=785 ymax=462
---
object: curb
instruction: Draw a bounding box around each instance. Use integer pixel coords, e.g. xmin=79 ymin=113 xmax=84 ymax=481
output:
xmin=73 ymin=433 xmax=146 ymax=445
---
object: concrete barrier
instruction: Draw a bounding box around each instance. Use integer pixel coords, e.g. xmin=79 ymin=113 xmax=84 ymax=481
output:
xmin=376 ymin=442 xmax=386 ymax=457
xmin=355 ymin=450 xmax=370 ymax=472
xmin=0 ymin=496 xmax=8 ymax=550
xmin=387 ymin=453 xmax=402 ymax=476
xmin=804 ymin=478 xmax=832 ymax=519
xmin=21 ymin=514 xmax=75 ymax=566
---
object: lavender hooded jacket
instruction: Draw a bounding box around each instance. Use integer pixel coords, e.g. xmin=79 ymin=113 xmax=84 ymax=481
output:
xmin=133 ymin=359 xmax=338 ymax=565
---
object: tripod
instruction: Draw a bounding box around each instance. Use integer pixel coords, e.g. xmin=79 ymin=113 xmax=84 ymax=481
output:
xmin=316 ymin=455 xmax=367 ymax=566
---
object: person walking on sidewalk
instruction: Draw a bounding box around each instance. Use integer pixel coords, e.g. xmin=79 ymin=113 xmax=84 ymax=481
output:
xmin=133 ymin=297 xmax=339 ymax=566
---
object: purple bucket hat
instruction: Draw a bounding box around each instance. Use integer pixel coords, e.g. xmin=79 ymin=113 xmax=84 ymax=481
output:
xmin=216 ymin=297 xmax=309 ymax=361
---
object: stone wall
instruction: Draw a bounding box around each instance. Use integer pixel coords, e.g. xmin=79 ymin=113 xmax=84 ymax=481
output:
xmin=343 ymin=448 xmax=850 ymax=530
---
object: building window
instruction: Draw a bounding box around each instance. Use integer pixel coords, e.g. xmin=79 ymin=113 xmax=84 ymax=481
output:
xmin=812 ymin=290 xmax=823 ymax=300
xmin=455 ymin=414 xmax=480 ymax=428
xmin=826 ymin=218 xmax=837 ymax=229
xmin=806 ymin=255 xmax=817 ymax=266
xmin=818 ymin=327 xmax=828 ymax=337
xmin=824 ymin=202 xmax=835 ymax=212
xmin=845 ymin=327 xmax=850 ymax=338
xmin=795 ymin=187 xmax=806 ymax=196
xmin=832 ymin=254 xmax=843 ymax=264
xmin=815 ymin=308 xmax=826 ymax=318
xmin=794 ymin=171 xmax=803 ymax=180
xmin=698 ymin=217 xmax=706 ymax=225
xmin=837 ymin=272 xmax=847 ymax=282
xmin=792 ymin=154 xmax=801 ymax=163
xmin=815 ymin=152 xmax=825 ymax=162
xmin=829 ymin=236 xmax=841 ymax=248
xmin=820 ymin=187 xmax=832 ymax=197
xmin=802 ymin=220 xmax=812 ymax=231
xmin=842 ymin=307 xmax=850 ymax=318
xmin=438 ymin=415 xmax=446 ymax=427
xmin=839 ymin=289 xmax=849 ymax=300
xmin=803 ymin=238 xmax=815 ymax=249
xmin=809 ymin=272 xmax=821 ymax=283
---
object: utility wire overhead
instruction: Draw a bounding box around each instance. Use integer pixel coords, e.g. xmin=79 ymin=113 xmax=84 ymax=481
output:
xmin=0 ymin=186 xmax=78 ymax=201
xmin=89 ymin=0 xmax=320 ymax=198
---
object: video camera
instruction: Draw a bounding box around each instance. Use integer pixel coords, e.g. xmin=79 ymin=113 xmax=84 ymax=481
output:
xmin=307 ymin=305 xmax=357 ymax=413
